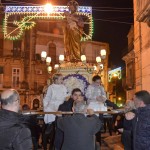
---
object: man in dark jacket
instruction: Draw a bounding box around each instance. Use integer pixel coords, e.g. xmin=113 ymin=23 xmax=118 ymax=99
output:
xmin=57 ymin=101 xmax=101 ymax=150
xmin=58 ymin=88 xmax=84 ymax=112
xmin=0 ymin=89 xmax=32 ymax=150
xmin=54 ymin=88 xmax=83 ymax=150
xmin=125 ymin=90 xmax=150 ymax=150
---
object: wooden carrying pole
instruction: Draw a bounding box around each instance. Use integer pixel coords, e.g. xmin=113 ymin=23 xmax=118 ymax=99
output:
xmin=21 ymin=110 xmax=124 ymax=115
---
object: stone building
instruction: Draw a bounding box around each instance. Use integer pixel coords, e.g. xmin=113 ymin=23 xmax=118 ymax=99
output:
xmin=133 ymin=0 xmax=150 ymax=91
xmin=123 ymin=0 xmax=150 ymax=99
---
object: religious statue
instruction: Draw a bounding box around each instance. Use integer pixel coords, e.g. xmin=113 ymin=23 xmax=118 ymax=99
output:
xmin=63 ymin=0 xmax=84 ymax=62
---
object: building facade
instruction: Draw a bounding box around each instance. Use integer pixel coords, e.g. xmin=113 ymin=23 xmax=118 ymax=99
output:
xmin=122 ymin=26 xmax=135 ymax=100
xmin=133 ymin=0 xmax=150 ymax=91
xmin=123 ymin=0 xmax=150 ymax=99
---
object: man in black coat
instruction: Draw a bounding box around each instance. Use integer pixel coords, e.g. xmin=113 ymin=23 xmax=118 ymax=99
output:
xmin=125 ymin=90 xmax=150 ymax=150
xmin=54 ymin=88 xmax=83 ymax=150
xmin=57 ymin=101 xmax=101 ymax=150
xmin=0 ymin=89 xmax=32 ymax=150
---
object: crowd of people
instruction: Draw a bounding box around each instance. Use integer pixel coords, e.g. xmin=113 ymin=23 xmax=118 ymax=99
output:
xmin=0 ymin=73 xmax=150 ymax=150
xmin=42 ymin=74 xmax=105 ymax=150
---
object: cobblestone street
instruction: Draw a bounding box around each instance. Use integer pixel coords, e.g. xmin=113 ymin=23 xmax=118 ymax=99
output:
xmin=38 ymin=132 xmax=124 ymax=150
xmin=100 ymin=132 xmax=124 ymax=150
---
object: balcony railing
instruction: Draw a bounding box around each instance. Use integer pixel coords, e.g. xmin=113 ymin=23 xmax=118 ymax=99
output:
xmin=136 ymin=0 xmax=150 ymax=22
xmin=3 ymin=49 xmax=25 ymax=59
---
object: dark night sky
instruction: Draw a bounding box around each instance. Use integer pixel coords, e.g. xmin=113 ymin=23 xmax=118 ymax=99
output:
xmin=2 ymin=0 xmax=134 ymax=68
xmin=81 ymin=0 xmax=133 ymax=68
xmin=90 ymin=0 xmax=133 ymax=68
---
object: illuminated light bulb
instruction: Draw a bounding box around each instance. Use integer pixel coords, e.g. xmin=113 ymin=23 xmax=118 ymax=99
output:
xmin=47 ymin=66 xmax=52 ymax=74
xmin=100 ymin=64 xmax=103 ymax=70
xmin=93 ymin=65 xmax=97 ymax=71
xmin=59 ymin=55 xmax=64 ymax=61
xmin=44 ymin=3 xmax=53 ymax=14
xmin=59 ymin=55 xmax=64 ymax=63
xmin=46 ymin=57 xmax=51 ymax=65
xmin=101 ymin=49 xmax=106 ymax=59
xmin=81 ymin=55 xmax=86 ymax=63
xmin=41 ymin=51 xmax=47 ymax=61
xmin=54 ymin=64 xmax=59 ymax=69
xmin=96 ymin=56 xmax=101 ymax=63
xmin=113 ymin=73 xmax=118 ymax=77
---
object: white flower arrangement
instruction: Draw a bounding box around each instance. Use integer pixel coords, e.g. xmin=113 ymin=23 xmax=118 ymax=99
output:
xmin=63 ymin=75 xmax=88 ymax=95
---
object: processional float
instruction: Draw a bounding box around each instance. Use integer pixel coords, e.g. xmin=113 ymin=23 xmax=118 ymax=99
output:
xmin=3 ymin=0 xmax=115 ymax=114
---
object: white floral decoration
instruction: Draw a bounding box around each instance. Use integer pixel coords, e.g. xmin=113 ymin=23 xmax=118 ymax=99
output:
xmin=64 ymin=76 xmax=86 ymax=95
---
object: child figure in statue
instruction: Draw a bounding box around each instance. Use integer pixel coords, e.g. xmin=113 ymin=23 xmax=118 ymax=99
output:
xmin=85 ymin=75 xmax=107 ymax=111
xmin=43 ymin=73 xmax=68 ymax=124
xmin=63 ymin=0 xmax=84 ymax=61
xmin=42 ymin=73 xmax=69 ymax=149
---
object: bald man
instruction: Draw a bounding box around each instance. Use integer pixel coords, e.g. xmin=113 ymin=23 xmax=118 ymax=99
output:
xmin=0 ymin=89 xmax=32 ymax=150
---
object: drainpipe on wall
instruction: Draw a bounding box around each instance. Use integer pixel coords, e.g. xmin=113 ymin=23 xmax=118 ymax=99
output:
xmin=139 ymin=22 xmax=142 ymax=90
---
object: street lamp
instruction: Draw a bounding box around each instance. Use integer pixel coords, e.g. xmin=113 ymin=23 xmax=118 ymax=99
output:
xmin=118 ymin=97 xmax=122 ymax=101
xmin=117 ymin=97 xmax=122 ymax=105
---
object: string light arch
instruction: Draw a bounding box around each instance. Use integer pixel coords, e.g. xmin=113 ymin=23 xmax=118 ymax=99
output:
xmin=3 ymin=5 xmax=93 ymax=41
